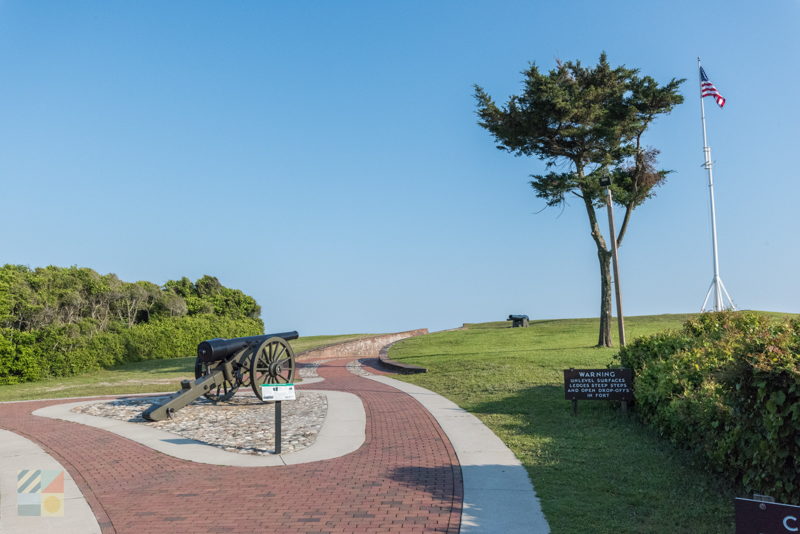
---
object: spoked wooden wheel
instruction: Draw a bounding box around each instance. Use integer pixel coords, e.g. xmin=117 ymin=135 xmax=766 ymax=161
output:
xmin=236 ymin=351 xmax=253 ymax=387
xmin=194 ymin=356 xmax=240 ymax=402
xmin=250 ymin=337 xmax=295 ymax=400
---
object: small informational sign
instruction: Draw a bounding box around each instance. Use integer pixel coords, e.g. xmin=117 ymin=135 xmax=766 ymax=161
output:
xmin=261 ymin=383 xmax=296 ymax=401
xmin=735 ymin=498 xmax=800 ymax=533
xmin=563 ymin=368 xmax=633 ymax=401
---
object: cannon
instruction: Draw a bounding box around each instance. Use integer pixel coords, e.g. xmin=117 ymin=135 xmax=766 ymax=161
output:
xmin=508 ymin=314 xmax=529 ymax=328
xmin=142 ymin=331 xmax=298 ymax=421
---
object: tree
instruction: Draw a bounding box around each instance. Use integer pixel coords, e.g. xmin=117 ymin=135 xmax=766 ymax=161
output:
xmin=162 ymin=275 xmax=261 ymax=319
xmin=474 ymin=54 xmax=683 ymax=346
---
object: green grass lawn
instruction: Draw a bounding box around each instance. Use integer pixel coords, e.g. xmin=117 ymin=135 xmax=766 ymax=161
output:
xmin=388 ymin=313 xmax=740 ymax=534
xmin=0 ymin=333 xmax=370 ymax=402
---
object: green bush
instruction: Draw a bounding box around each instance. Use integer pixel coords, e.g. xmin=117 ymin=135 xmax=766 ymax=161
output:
xmin=0 ymin=264 xmax=266 ymax=385
xmin=617 ymin=312 xmax=800 ymax=502
xmin=0 ymin=328 xmax=41 ymax=383
xmin=0 ymin=316 xmax=263 ymax=384
xmin=120 ymin=315 xmax=263 ymax=362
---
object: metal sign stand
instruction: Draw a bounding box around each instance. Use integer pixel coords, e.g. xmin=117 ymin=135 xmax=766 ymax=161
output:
xmin=275 ymin=401 xmax=282 ymax=455
xmin=261 ymin=383 xmax=295 ymax=455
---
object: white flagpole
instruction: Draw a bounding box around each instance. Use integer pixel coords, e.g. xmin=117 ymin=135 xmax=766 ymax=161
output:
xmin=698 ymin=57 xmax=735 ymax=312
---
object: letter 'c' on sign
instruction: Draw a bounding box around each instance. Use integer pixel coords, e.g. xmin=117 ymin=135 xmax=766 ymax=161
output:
xmin=785 ymin=515 xmax=798 ymax=532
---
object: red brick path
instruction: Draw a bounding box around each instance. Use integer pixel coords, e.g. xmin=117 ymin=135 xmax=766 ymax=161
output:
xmin=0 ymin=357 xmax=463 ymax=533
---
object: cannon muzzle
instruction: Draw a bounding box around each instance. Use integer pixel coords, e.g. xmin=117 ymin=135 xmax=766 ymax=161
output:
xmin=197 ymin=331 xmax=299 ymax=363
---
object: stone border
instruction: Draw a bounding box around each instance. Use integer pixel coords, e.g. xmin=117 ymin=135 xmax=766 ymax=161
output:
xmin=377 ymin=339 xmax=427 ymax=373
xmin=32 ymin=389 xmax=365 ymax=467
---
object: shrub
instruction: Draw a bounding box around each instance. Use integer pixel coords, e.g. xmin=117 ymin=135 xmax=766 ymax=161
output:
xmin=120 ymin=315 xmax=263 ymax=362
xmin=0 ymin=316 xmax=263 ymax=384
xmin=0 ymin=264 xmax=266 ymax=384
xmin=617 ymin=312 xmax=800 ymax=502
xmin=0 ymin=328 xmax=41 ymax=383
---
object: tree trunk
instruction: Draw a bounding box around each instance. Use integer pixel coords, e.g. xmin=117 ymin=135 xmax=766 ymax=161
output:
xmin=578 ymin=181 xmax=615 ymax=348
xmin=597 ymin=248 xmax=613 ymax=347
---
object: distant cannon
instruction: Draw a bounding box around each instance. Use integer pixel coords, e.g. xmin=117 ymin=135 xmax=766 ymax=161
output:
xmin=508 ymin=314 xmax=529 ymax=328
xmin=142 ymin=331 xmax=298 ymax=421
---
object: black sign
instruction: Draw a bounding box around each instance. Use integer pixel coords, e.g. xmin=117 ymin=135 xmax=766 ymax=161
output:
xmin=563 ymin=368 xmax=633 ymax=401
xmin=736 ymin=498 xmax=800 ymax=533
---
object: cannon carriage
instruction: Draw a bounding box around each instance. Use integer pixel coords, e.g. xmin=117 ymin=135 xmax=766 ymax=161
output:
xmin=142 ymin=331 xmax=298 ymax=421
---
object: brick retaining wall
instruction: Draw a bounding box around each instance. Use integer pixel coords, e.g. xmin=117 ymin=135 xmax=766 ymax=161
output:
xmin=296 ymin=329 xmax=428 ymax=361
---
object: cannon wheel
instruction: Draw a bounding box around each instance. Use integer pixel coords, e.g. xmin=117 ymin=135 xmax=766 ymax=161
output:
xmin=251 ymin=337 xmax=295 ymax=400
xmin=236 ymin=350 xmax=253 ymax=388
xmin=194 ymin=357 xmax=240 ymax=403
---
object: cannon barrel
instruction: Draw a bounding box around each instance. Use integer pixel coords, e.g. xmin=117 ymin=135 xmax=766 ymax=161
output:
xmin=197 ymin=331 xmax=299 ymax=363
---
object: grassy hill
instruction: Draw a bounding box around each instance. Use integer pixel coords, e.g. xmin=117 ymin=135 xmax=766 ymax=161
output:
xmin=388 ymin=313 xmax=739 ymax=534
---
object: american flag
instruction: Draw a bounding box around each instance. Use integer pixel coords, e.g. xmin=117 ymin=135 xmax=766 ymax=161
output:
xmin=700 ymin=66 xmax=726 ymax=108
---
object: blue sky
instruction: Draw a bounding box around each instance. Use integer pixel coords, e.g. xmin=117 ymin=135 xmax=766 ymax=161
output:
xmin=1 ymin=1 xmax=798 ymax=336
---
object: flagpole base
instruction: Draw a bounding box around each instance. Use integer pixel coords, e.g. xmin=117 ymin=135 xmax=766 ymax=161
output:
xmin=700 ymin=276 xmax=736 ymax=312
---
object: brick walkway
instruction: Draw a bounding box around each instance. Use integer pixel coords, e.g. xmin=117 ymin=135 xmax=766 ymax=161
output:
xmin=0 ymin=357 xmax=463 ymax=533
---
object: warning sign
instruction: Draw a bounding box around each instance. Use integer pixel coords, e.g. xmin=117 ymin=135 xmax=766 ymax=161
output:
xmin=563 ymin=368 xmax=633 ymax=401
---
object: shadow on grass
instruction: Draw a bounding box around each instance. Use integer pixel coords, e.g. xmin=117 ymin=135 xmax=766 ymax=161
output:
xmin=463 ymin=384 xmax=736 ymax=534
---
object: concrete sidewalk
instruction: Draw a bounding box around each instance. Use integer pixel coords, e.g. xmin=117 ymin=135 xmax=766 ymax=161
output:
xmin=0 ymin=429 xmax=102 ymax=533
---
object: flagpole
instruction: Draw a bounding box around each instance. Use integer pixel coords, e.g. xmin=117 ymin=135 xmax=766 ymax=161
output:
xmin=698 ymin=57 xmax=735 ymax=312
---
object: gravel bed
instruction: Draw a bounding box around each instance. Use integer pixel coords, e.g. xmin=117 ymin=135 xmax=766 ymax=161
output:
xmin=298 ymin=361 xmax=322 ymax=378
xmin=73 ymin=390 xmax=327 ymax=455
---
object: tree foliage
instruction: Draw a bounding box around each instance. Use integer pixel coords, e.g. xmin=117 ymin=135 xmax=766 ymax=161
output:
xmin=475 ymin=54 xmax=684 ymax=346
xmin=0 ymin=266 xmax=261 ymax=332
xmin=0 ymin=265 xmax=264 ymax=384
xmin=475 ymin=54 xmax=683 ymax=207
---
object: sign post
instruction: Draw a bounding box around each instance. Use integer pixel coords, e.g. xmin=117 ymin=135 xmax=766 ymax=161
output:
xmin=261 ymin=383 xmax=296 ymax=454
xmin=275 ymin=401 xmax=282 ymax=454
